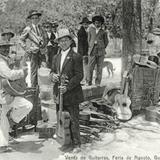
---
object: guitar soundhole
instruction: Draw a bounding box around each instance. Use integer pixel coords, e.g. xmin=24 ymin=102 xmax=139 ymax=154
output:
xmin=122 ymin=103 xmax=127 ymax=107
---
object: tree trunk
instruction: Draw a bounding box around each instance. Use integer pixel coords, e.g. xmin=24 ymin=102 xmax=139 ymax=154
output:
xmin=122 ymin=0 xmax=142 ymax=75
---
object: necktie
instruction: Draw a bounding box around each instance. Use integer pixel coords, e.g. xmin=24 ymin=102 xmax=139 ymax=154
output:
xmin=35 ymin=25 xmax=40 ymax=36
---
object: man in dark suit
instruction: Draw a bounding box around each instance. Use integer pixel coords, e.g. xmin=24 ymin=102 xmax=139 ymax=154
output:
xmin=77 ymin=17 xmax=91 ymax=84
xmin=43 ymin=21 xmax=59 ymax=68
xmin=87 ymin=15 xmax=109 ymax=86
xmin=50 ymin=28 xmax=83 ymax=152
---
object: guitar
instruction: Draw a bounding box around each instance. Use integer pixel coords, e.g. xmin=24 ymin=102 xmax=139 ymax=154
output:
xmin=56 ymin=75 xmax=71 ymax=146
xmin=113 ymin=71 xmax=132 ymax=121
xmin=1 ymin=53 xmax=29 ymax=96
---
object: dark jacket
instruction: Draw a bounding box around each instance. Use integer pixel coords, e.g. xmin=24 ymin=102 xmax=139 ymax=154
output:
xmin=88 ymin=25 xmax=109 ymax=56
xmin=51 ymin=48 xmax=84 ymax=105
xmin=46 ymin=32 xmax=58 ymax=47
xmin=77 ymin=26 xmax=88 ymax=56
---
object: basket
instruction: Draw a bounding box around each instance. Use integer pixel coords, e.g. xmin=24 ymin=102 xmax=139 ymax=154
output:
xmin=131 ymin=66 xmax=160 ymax=111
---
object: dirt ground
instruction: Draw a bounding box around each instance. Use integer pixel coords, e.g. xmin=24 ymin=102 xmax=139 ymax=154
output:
xmin=1 ymin=58 xmax=159 ymax=160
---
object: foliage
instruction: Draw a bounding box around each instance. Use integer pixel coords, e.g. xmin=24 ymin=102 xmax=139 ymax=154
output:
xmin=0 ymin=0 xmax=159 ymax=38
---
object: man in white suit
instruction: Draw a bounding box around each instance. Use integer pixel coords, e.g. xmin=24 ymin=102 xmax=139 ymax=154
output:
xmin=0 ymin=41 xmax=32 ymax=152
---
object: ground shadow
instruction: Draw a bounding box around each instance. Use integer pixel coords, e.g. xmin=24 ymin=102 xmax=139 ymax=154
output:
xmin=10 ymin=140 xmax=44 ymax=153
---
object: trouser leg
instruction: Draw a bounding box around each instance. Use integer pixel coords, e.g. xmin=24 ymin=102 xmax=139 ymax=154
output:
xmin=82 ymin=56 xmax=88 ymax=83
xmin=65 ymin=104 xmax=81 ymax=146
xmin=30 ymin=53 xmax=39 ymax=87
xmin=56 ymin=104 xmax=81 ymax=146
xmin=9 ymin=97 xmax=33 ymax=123
xmin=88 ymin=55 xmax=96 ymax=85
xmin=95 ymin=55 xmax=104 ymax=85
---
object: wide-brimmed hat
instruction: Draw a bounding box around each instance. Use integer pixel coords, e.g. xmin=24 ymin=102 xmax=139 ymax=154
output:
xmin=27 ymin=10 xmax=42 ymax=19
xmin=133 ymin=54 xmax=158 ymax=69
xmin=80 ymin=17 xmax=92 ymax=24
xmin=92 ymin=15 xmax=104 ymax=24
xmin=1 ymin=29 xmax=14 ymax=38
xmin=55 ymin=28 xmax=72 ymax=42
xmin=0 ymin=40 xmax=14 ymax=47
xmin=152 ymin=27 xmax=160 ymax=35
xmin=51 ymin=21 xmax=59 ymax=28
xmin=42 ymin=20 xmax=52 ymax=28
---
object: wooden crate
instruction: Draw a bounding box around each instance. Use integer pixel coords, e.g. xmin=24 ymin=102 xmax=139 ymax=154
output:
xmin=131 ymin=66 xmax=160 ymax=111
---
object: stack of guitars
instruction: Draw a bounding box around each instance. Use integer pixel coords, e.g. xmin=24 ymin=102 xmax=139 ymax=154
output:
xmin=79 ymin=99 xmax=119 ymax=144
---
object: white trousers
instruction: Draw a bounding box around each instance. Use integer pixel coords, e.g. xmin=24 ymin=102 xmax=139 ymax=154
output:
xmin=0 ymin=97 xmax=33 ymax=147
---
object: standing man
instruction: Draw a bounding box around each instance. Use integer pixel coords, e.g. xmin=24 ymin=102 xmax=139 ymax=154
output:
xmin=19 ymin=10 xmax=47 ymax=87
xmin=77 ymin=17 xmax=91 ymax=85
xmin=50 ymin=28 xmax=83 ymax=152
xmin=87 ymin=15 xmax=108 ymax=86
xmin=51 ymin=21 xmax=59 ymax=39
xmin=43 ymin=21 xmax=59 ymax=68
xmin=0 ymin=40 xmax=32 ymax=152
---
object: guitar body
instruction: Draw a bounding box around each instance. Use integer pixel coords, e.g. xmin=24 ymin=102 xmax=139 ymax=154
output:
xmin=56 ymin=74 xmax=71 ymax=146
xmin=56 ymin=111 xmax=71 ymax=145
xmin=114 ymin=94 xmax=132 ymax=121
xmin=2 ymin=78 xmax=27 ymax=96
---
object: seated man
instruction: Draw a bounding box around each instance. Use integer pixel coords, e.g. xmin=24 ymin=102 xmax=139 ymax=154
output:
xmin=0 ymin=40 xmax=33 ymax=152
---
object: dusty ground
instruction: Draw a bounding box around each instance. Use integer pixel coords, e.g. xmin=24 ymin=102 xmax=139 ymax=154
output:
xmin=1 ymin=58 xmax=160 ymax=160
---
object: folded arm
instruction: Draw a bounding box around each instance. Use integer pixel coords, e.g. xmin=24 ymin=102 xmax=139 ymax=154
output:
xmin=0 ymin=60 xmax=24 ymax=80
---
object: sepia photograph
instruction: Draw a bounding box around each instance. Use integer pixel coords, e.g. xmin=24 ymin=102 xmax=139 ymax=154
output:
xmin=0 ymin=0 xmax=160 ymax=159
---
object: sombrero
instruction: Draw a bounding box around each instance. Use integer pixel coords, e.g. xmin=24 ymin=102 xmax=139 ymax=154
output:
xmin=27 ymin=10 xmax=42 ymax=19
xmin=54 ymin=28 xmax=73 ymax=43
xmin=133 ymin=54 xmax=158 ymax=69
xmin=1 ymin=29 xmax=14 ymax=38
xmin=0 ymin=40 xmax=14 ymax=47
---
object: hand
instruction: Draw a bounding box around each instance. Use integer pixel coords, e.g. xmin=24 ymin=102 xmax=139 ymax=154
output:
xmin=59 ymin=85 xmax=67 ymax=94
xmin=22 ymin=66 xmax=28 ymax=77
xmin=50 ymin=73 xmax=59 ymax=83
xmin=41 ymin=62 xmax=47 ymax=68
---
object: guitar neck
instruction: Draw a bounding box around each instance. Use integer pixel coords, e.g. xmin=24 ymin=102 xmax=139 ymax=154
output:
xmin=124 ymin=81 xmax=129 ymax=96
xmin=59 ymin=93 xmax=63 ymax=114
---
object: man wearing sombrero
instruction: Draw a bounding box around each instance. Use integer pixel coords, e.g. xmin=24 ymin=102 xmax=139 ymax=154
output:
xmin=0 ymin=40 xmax=32 ymax=152
xmin=87 ymin=15 xmax=108 ymax=86
xmin=77 ymin=17 xmax=92 ymax=85
xmin=19 ymin=9 xmax=47 ymax=87
xmin=1 ymin=28 xmax=17 ymax=63
xmin=50 ymin=28 xmax=83 ymax=152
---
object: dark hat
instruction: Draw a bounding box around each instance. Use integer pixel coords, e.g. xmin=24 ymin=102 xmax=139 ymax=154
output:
xmin=51 ymin=21 xmax=59 ymax=28
xmin=92 ymin=15 xmax=105 ymax=24
xmin=152 ymin=27 xmax=160 ymax=35
xmin=43 ymin=20 xmax=52 ymax=28
xmin=80 ymin=17 xmax=92 ymax=24
xmin=1 ymin=29 xmax=14 ymax=38
xmin=0 ymin=39 xmax=14 ymax=47
xmin=27 ymin=10 xmax=42 ymax=19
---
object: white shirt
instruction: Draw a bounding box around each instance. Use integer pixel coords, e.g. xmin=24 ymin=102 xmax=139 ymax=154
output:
xmin=47 ymin=32 xmax=52 ymax=46
xmin=32 ymin=24 xmax=39 ymax=35
xmin=0 ymin=56 xmax=24 ymax=104
xmin=60 ymin=48 xmax=70 ymax=72
xmin=54 ymin=32 xmax=58 ymax=39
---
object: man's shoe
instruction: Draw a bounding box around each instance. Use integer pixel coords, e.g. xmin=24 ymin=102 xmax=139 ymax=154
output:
xmin=59 ymin=144 xmax=73 ymax=152
xmin=72 ymin=146 xmax=81 ymax=153
xmin=0 ymin=146 xmax=13 ymax=153
xmin=9 ymin=136 xmax=19 ymax=145
xmin=95 ymin=83 xmax=100 ymax=87
xmin=53 ymin=134 xmax=57 ymax=139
